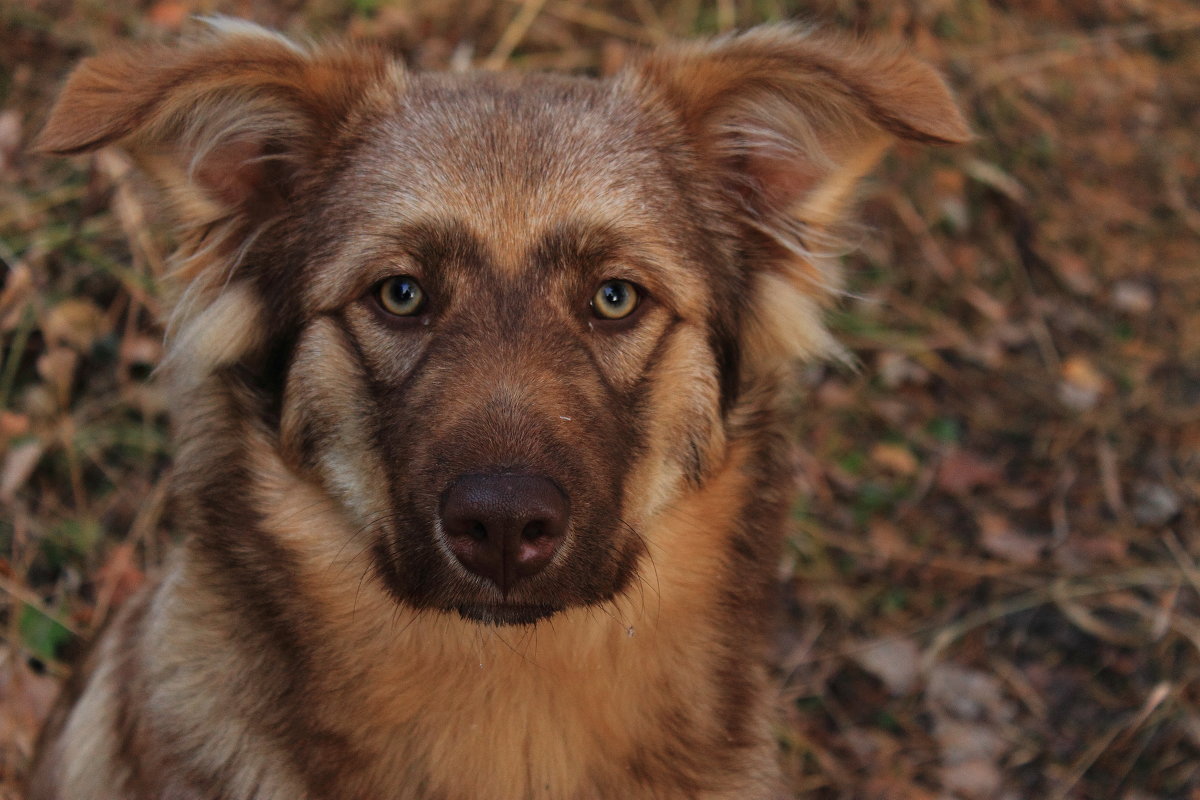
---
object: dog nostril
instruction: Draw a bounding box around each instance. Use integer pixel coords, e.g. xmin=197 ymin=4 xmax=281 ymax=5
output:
xmin=440 ymin=475 xmax=569 ymax=595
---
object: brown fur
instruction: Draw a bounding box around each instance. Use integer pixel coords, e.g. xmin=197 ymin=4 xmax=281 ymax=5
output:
xmin=29 ymin=19 xmax=967 ymax=799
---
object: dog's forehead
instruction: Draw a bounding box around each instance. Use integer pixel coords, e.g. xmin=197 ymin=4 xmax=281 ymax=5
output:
xmin=330 ymin=71 xmax=683 ymax=276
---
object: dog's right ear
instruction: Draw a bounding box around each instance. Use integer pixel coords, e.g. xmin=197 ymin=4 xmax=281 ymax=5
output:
xmin=38 ymin=21 xmax=398 ymax=375
xmin=37 ymin=20 xmax=395 ymax=269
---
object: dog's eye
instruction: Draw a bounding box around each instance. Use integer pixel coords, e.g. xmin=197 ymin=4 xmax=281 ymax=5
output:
xmin=591 ymin=280 xmax=639 ymax=321
xmin=377 ymin=276 xmax=426 ymax=317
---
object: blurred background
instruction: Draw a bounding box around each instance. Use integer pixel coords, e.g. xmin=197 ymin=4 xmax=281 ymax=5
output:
xmin=1 ymin=0 xmax=1198 ymax=797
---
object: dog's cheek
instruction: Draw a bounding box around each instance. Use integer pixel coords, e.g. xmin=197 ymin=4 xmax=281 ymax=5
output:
xmin=741 ymin=272 xmax=842 ymax=378
xmin=164 ymin=283 xmax=269 ymax=390
xmin=280 ymin=317 xmax=392 ymax=527
xmin=622 ymin=323 xmax=725 ymax=525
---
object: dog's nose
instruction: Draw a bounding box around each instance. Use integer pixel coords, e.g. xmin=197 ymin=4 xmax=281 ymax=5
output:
xmin=440 ymin=475 xmax=568 ymax=594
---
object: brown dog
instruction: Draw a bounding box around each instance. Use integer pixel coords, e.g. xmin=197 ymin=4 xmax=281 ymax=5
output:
xmin=29 ymin=19 xmax=967 ymax=799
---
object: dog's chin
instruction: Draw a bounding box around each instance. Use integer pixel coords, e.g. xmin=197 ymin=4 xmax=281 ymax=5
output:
xmin=453 ymin=603 xmax=562 ymax=626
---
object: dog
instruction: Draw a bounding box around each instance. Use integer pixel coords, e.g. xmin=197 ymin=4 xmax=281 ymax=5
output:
xmin=28 ymin=18 xmax=967 ymax=799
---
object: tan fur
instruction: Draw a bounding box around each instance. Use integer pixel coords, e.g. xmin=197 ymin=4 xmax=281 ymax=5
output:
xmin=251 ymin=436 xmax=767 ymax=799
xmin=29 ymin=20 xmax=967 ymax=800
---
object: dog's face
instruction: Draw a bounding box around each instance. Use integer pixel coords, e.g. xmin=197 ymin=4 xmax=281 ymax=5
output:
xmin=284 ymin=74 xmax=738 ymax=624
xmin=38 ymin=22 xmax=968 ymax=625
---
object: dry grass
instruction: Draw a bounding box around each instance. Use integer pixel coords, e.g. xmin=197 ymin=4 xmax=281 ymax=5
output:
xmin=2 ymin=0 xmax=1199 ymax=797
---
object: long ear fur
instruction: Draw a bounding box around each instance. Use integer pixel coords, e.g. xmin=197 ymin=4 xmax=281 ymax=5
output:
xmin=36 ymin=20 xmax=399 ymax=370
xmin=625 ymin=25 xmax=970 ymax=372
xmin=629 ymin=25 xmax=969 ymax=230
xmin=36 ymin=20 xmax=397 ymax=218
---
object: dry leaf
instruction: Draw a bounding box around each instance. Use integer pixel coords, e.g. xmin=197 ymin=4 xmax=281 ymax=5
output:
xmin=36 ymin=347 xmax=78 ymax=403
xmin=1112 ymin=280 xmax=1154 ymax=314
xmin=816 ymin=379 xmax=855 ymax=409
xmin=43 ymin=299 xmax=107 ymax=352
xmin=0 ymin=412 xmax=30 ymax=442
xmin=941 ymin=756 xmax=1003 ymax=799
xmin=867 ymin=519 xmax=908 ymax=561
xmin=962 ymin=285 xmax=1008 ymax=322
xmin=0 ymin=440 xmax=44 ymax=503
xmin=1131 ymin=482 xmax=1181 ymax=526
xmin=871 ymin=443 xmax=919 ymax=477
xmin=0 ymin=109 xmax=20 ymax=176
xmin=964 ymin=158 xmax=1027 ymax=204
xmin=854 ymin=637 xmax=921 ymax=695
xmin=94 ymin=543 xmax=146 ymax=611
xmin=936 ymin=449 xmax=1003 ymax=495
xmin=926 ymin=663 xmax=1015 ymax=723
xmin=120 ymin=335 xmax=164 ymax=368
xmin=926 ymin=665 xmax=1015 ymax=799
xmin=1058 ymin=356 xmax=1108 ymax=412
xmin=1053 ymin=252 xmax=1099 ymax=296
xmin=0 ymin=262 xmax=34 ymax=332
xmin=147 ymin=0 xmax=188 ymax=31
xmin=1055 ymin=533 xmax=1128 ymax=567
xmin=977 ymin=512 xmax=1044 ymax=565
xmin=1183 ymin=715 xmax=1200 ymax=750
xmin=876 ymin=352 xmax=930 ymax=388
xmin=0 ymin=650 xmax=59 ymax=763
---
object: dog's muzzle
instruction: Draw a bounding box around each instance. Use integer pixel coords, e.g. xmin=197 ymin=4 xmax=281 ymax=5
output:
xmin=440 ymin=474 xmax=568 ymax=596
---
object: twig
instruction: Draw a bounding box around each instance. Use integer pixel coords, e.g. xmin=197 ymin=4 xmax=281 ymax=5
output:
xmin=627 ymin=0 xmax=668 ymax=42
xmin=0 ymin=574 xmax=78 ymax=637
xmin=890 ymin=193 xmax=957 ymax=282
xmin=1164 ymin=531 xmax=1200 ymax=601
xmin=1047 ymin=682 xmax=1172 ymax=800
xmin=1095 ymin=435 xmax=1126 ymax=518
xmin=716 ymin=0 xmax=736 ymax=33
xmin=485 ymin=0 xmax=551 ymax=69
xmin=530 ymin=1 xmax=656 ymax=42
xmin=921 ymin=569 xmax=1190 ymax=668
xmin=963 ymin=16 xmax=1200 ymax=91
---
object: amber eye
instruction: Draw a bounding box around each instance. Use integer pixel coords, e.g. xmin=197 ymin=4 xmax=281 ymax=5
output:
xmin=377 ymin=276 xmax=425 ymax=316
xmin=591 ymin=280 xmax=640 ymax=320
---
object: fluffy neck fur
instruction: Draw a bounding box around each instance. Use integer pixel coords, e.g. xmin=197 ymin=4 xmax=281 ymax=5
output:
xmin=152 ymin=368 xmax=794 ymax=799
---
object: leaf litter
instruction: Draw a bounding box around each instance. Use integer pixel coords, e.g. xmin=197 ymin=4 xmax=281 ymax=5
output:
xmin=3 ymin=0 xmax=1200 ymax=797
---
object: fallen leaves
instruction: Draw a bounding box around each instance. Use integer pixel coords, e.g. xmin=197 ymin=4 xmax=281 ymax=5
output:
xmin=4 ymin=0 xmax=1200 ymax=798
xmin=853 ymin=637 xmax=922 ymax=696
xmin=936 ymin=449 xmax=1004 ymax=496
xmin=871 ymin=443 xmax=920 ymax=478
xmin=42 ymin=299 xmax=107 ymax=354
xmin=1058 ymin=356 xmax=1109 ymax=413
xmin=977 ymin=511 xmax=1045 ymax=566
xmin=0 ymin=441 xmax=44 ymax=505
xmin=0 ymin=651 xmax=58 ymax=777
xmin=0 ymin=111 xmax=21 ymax=179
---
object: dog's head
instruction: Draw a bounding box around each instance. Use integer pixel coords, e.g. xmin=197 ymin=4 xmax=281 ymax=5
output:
xmin=38 ymin=21 xmax=967 ymax=625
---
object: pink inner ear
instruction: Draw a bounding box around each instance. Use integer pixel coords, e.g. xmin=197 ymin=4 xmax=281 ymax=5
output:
xmin=742 ymin=146 xmax=823 ymax=215
xmin=193 ymin=138 xmax=270 ymax=210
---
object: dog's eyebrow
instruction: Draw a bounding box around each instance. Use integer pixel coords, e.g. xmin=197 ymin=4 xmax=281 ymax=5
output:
xmin=529 ymin=221 xmax=674 ymax=290
xmin=306 ymin=217 xmax=488 ymax=312
xmin=372 ymin=218 xmax=487 ymax=270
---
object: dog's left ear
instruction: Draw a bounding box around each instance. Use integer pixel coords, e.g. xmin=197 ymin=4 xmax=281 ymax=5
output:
xmin=37 ymin=21 xmax=398 ymax=374
xmin=36 ymin=20 xmax=393 ymax=213
xmin=629 ymin=25 xmax=970 ymax=233
xmin=627 ymin=25 xmax=970 ymax=369
xmin=36 ymin=20 xmax=395 ymax=287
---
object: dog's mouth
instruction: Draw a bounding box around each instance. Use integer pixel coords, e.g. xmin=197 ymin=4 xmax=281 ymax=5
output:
xmin=372 ymin=473 xmax=644 ymax=627
xmin=454 ymin=602 xmax=562 ymax=626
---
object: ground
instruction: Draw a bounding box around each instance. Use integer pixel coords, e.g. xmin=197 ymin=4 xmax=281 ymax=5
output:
xmin=1 ymin=0 xmax=1198 ymax=797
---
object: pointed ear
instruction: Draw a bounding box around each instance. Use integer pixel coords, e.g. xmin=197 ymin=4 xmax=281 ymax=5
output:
xmin=36 ymin=20 xmax=397 ymax=235
xmin=37 ymin=21 xmax=400 ymax=374
xmin=628 ymin=25 xmax=970 ymax=232
xmin=627 ymin=25 xmax=970 ymax=374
